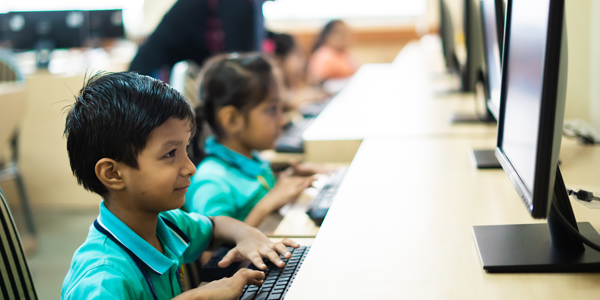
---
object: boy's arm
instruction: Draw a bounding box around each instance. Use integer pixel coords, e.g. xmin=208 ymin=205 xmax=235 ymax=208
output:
xmin=173 ymin=269 xmax=264 ymax=300
xmin=210 ymin=216 xmax=299 ymax=270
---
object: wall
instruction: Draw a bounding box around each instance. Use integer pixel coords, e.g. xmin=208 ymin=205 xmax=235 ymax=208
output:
xmin=564 ymin=0 xmax=592 ymax=122
xmin=591 ymin=1 xmax=600 ymax=130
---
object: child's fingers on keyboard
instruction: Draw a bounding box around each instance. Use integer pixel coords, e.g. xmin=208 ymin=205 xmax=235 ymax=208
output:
xmin=247 ymin=251 xmax=267 ymax=270
xmin=273 ymin=242 xmax=292 ymax=258
xmin=261 ymin=248 xmax=284 ymax=268
xmin=280 ymin=238 xmax=300 ymax=248
xmin=218 ymin=248 xmax=240 ymax=268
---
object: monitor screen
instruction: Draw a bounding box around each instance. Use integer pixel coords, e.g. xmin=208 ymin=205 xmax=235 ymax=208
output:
xmin=439 ymin=0 xmax=459 ymax=73
xmin=496 ymin=0 xmax=566 ymax=218
xmin=6 ymin=10 xmax=88 ymax=51
xmin=89 ymin=9 xmax=125 ymax=39
xmin=462 ymin=0 xmax=484 ymax=92
xmin=481 ymin=0 xmax=503 ymax=120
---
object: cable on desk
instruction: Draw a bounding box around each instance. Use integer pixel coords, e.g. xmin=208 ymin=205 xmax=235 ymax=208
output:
xmin=551 ymin=201 xmax=600 ymax=252
xmin=563 ymin=123 xmax=600 ymax=145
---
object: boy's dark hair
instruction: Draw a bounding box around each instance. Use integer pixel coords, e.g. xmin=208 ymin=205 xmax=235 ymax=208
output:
xmin=64 ymin=72 xmax=195 ymax=197
xmin=199 ymin=53 xmax=275 ymax=138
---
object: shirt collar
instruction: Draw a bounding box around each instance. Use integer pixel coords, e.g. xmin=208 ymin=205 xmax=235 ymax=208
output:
xmin=94 ymin=201 xmax=190 ymax=275
xmin=204 ymin=135 xmax=271 ymax=178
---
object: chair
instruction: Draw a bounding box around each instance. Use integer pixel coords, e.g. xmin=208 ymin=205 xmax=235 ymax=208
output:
xmin=0 ymin=49 xmax=24 ymax=83
xmin=0 ymin=82 xmax=36 ymax=239
xmin=169 ymin=60 xmax=202 ymax=108
xmin=0 ymin=187 xmax=38 ymax=299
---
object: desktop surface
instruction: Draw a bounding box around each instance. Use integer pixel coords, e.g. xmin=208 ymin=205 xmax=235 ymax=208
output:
xmin=285 ymin=137 xmax=600 ymax=299
xmin=302 ymin=41 xmax=497 ymax=162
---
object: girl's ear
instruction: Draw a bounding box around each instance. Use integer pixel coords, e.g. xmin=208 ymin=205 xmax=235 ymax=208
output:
xmin=218 ymin=105 xmax=245 ymax=135
xmin=95 ymin=158 xmax=126 ymax=191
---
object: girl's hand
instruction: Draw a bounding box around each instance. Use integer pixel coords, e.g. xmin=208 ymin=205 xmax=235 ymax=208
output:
xmin=263 ymin=174 xmax=315 ymax=211
xmin=290 ymin=162 xmax=336 ymax=177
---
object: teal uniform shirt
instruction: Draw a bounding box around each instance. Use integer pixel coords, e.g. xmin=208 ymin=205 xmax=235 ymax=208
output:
xmin=61 ymin=201 xmax=213 ymax=300
xmin=185 ymin=136 xmax=276 ymax=221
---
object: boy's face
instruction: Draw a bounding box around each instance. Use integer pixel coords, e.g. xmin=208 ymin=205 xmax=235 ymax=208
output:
xmin=120 ymin=117 xmax=196 ymax=213
xmin=238 ymin=85 xmax=285 ymax=151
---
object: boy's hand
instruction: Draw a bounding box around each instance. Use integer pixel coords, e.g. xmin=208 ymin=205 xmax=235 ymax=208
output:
xmin=175 ymin=269 xmax=264 ymax=300
xmin=263 ymin=175 xmax=315 ymax=211
xmin=219 ymin=232 xmax=300 ymax=270
xmin=290 ymin=162 xmax=336 ymax=177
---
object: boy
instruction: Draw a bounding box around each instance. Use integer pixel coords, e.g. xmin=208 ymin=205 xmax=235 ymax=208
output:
xmin=61 ymin=72 xmax=298 ymax=299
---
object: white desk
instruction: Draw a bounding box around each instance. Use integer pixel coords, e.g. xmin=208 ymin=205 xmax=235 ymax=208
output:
xmin=285 ymin=137 xmax=600 ymax=299
xmin=303 ymin=41 xmax=496 ymax=163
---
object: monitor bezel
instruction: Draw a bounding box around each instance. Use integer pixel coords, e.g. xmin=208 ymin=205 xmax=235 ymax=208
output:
xmin=495 ymin=0 xmax=566 ymax=219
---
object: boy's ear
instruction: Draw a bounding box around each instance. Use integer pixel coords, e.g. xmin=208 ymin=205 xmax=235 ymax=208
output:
xmin=218 ymin=105 xmax=245 ymax=135
xmin=95 ymin=158 xmax=126 ymax=191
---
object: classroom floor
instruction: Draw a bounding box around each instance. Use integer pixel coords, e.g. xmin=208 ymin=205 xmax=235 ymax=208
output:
xmin=9 ymin=204 xmax=98 ymax=299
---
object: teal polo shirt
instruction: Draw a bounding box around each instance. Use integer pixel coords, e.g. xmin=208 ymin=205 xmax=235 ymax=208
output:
xmin=185 ymin=136 xmax=276 ymax=221
xmin=61 ymin=201 xmax=213 ymax=300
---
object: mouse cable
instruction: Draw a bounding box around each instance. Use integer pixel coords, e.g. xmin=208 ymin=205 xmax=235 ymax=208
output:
xmin=551 ymin=201 xmax=600 ymax=252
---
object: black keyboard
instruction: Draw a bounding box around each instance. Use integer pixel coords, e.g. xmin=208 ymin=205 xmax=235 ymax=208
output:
xmin=306 ymin=168 xmax=348 ymax=226
xmin=299 ymin=101 xmax=328 ymax=117
xmin=238 ymin=246 xmax=310 ymax=300
xmin=275 ymin=118 xmax=315 ymax=153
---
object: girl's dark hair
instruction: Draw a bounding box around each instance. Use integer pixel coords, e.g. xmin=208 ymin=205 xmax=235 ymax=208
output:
xmin=64 ymin=71 xmax=195 ymax=196
xmin=310 ymin=19 xmax=344 ymax=55
xmin=268 ymin=32 xmax=296 ymax=59
xmin=199 ymin=53 xmax=275 ymax=138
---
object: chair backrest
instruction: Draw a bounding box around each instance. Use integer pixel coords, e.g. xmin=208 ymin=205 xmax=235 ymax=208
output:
xmin=0 ymin=83 xmax=27 ymax=162
xmin=0 ymin=49 xmax=24 ymax=83
xmin=169 ymin=60 xmax=201 ymax=108
xmin=0 ymin=188 xmax=38 ymax=299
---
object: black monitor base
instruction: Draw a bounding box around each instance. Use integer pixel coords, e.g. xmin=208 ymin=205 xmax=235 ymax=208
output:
xmin=473 ymin=222 xmax=600 ymax=273
xmin=471 ymin=149 xmax=501 ymax=169
xmin=473 ymin=168 xmax=600 ymax=273
xmin=451 ymin=113 xmax=495 ymax=124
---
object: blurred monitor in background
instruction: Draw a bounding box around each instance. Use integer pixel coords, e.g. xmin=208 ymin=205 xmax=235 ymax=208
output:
xmin=88 ymin=9 xmax=125 ymax=47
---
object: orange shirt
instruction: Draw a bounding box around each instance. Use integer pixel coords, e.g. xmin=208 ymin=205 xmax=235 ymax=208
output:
xmin=308 ymin=46 xmax=358 ymax=81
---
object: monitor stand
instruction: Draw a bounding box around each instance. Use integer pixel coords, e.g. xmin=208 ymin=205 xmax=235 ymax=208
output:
xmin=473 ymin=168 xmax=600 ymax=272
xmin=470 ymin=149 xmax=501 ymax=169
xmin=35 ymin=39 xmax=55 ymax=69
xmin=451 ymin=113 xmax=495 ymax=123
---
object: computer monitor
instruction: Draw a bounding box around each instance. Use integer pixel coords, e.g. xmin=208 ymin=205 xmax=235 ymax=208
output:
xmin=439 ymin=0 xmax=460 ymax=75
xmin=480 ymin=0 xmax=504 ymax=120
xmin=6 ymin=11 xmax=88 ymax=51
xmin=88 ymin=10 xmax=125 ymax=40
xmin=473 ymin=0 xmax=600 ymax=272
xmin=461 ymin=0 xmax=484 ymax=93
xmin=0 ymin=14 xmax=7 ymax=42
xmin=5 ymin=11 xmax=88 ymax=68
xmin=469 ymin=0 xmax=505 ymax=169
xmin=450 ymin=0 xmax=494 ymax=123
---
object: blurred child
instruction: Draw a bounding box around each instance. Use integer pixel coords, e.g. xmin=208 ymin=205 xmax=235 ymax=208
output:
xmin=268 ymin=32 xmax=330 ymax=110
xmin=185 ymin=53 xmax=331 ymax=227
xmin=307 ymin=20 xmax=359 ymax=82
xmin=61 ymin=72 xmax=299 ymax=300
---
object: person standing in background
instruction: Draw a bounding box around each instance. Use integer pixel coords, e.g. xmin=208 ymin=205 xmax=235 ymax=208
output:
xmin=129 ymin=0 xmax=269 ymax=82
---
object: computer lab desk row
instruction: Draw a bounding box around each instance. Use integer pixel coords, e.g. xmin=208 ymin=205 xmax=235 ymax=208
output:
xmin=301 ymin=40 xmax=497 ymax=163
xmin=283 ymin=137 xmax=600 ymax=300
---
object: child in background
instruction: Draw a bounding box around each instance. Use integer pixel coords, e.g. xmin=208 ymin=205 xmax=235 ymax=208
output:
xmin=185 ymin=53 xmax=331 ymax=227
xmin=61 ymin=72 xmax=299 ymax=300
xmin=307 ymin=20 xmax=359 ymax=82
xmin=268 ymin=32 xmax=330 ymax=110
